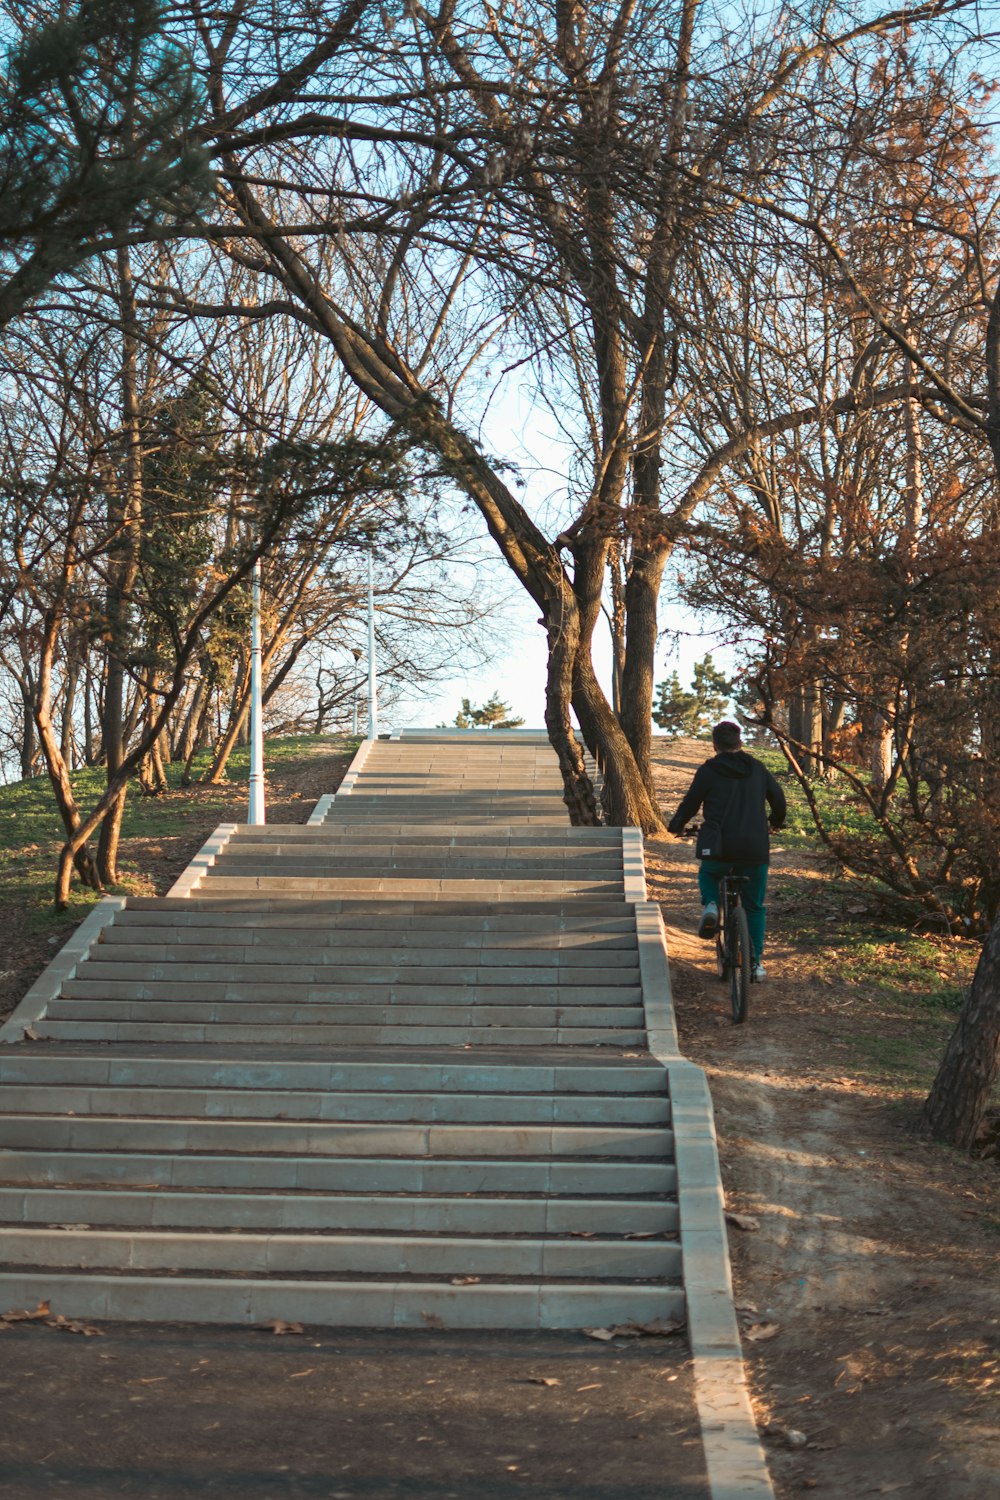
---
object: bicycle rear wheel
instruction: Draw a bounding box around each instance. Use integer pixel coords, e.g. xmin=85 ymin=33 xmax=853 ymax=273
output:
xmin=730 ymin=904 xmax=751 ymax=1024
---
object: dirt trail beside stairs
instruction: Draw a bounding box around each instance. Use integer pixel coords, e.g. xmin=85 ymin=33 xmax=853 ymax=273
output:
xmin=647 ymin=738 xmax=1000 ymax=1500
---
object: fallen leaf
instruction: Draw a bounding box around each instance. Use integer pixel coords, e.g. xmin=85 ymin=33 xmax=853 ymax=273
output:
xmin=725 ymin=1212 xmax=760 ymax=1232
xmin=450 ymin=1276 xmax=481 ymax=1286
xmin=523 ymin=1376 xmax=560 ymax=1387
xmin=288 ymin=1368 xmax=315 ymax=1378
xmin=623 ymin=1231 xmax=659 ymax=1240
xmin=23 ymin=1025 xmax=41 ymax=1041
xmin=258 ymin=1319 xmax=304 ymax=1336
xmin=588 ymin=1318 xmax=685 ymax=1341
xmin=745 ymin=1321 xmax=781 ymax=1342
xmin=2 ymin=1301 xmax=51 ymax=1323
xmin=46 ymin=1316 xmax=103 ymax=1336
xmin=569 ymin=1231 xmax=596 ymax=1239
xmin=576 ymin=1383 xmax=602 ymax=1392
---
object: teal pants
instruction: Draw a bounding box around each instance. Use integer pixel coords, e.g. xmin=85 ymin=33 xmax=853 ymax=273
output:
xmin=698 ymin=860 xmax=769 ymax=964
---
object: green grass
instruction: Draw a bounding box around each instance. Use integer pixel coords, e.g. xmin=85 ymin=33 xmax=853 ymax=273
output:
xmin=746 ymin=748 xmax=983 ymax=1095
xmin=0 ymin=734 xmax=356 ymax=924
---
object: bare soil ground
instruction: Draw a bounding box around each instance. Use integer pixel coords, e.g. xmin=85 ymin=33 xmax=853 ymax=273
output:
xmin=647 ymin=738 xmax=1000 ymax=1499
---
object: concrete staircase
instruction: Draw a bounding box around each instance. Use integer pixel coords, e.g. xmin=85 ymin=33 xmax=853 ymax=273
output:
xmin=0 ymin=731 xmax=687 ymax=1328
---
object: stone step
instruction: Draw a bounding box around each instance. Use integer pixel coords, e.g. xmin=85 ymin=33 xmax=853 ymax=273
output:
xmin=0 ymin=1271 xmax=685 ymax=1329
xmin=48 ymin=1004 xmax=645 ymax=1037
xmin=0 ymin=1056 xmax=665 ymax=1095
xmin=219 ymin=833 xmax=621 ymax=849
xmin=0 ymin=1187 xmax=678 ymax=1235
xmin=0 ymin=1082 xmax=668 ymax=1125
xmin=94 ymin=936 xmax=637 ymax=966
xmin=0 ymin=1226 xmax=681 ymax=1280
xmin=36 ymin=1020 xmax=647 ymax=1046
xmin=0 ymin=1151 xmax=674 ymax=1194
xmin=307 ymin=824 xmax=620 ymax=839
xmin=226 ymin=833 xmax=621 ymax=846
xmin=74 ymin=959 xmax=641 ymax=988
xmin=56 ymin=984 xmax=641 ymax=1020
xmin=0 ymin=1114 xmax=672 ymax=1157
xmin=192 ymin=877 xmax=624 ymax=897
xmin=122 ymin=898 xmax=636 ymax=923
xmin=206 ymin=857 xmax=623 ymax=876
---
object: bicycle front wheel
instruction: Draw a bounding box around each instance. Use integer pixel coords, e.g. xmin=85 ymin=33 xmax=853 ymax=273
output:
xmin=730 ymin=905 xmax=751 ymax=1024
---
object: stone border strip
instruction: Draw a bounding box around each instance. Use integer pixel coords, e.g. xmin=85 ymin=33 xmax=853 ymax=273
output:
xmin=634 ymin=901 xmax=681 ymax=1059
xmin=621 ymin=827 xmax=647 ymax=903
xmin=307 ymin=738 xmax=374 ymax=824
xmin=166 ymin=824 xmax=239 ymax=898
xmin=0 ymin=896 xmax=125 ymax=1045
xmin=636 ymin=865 xmax=775 ymax=1497
xmin=667 ymin=1061 xmax=774 ymax=1499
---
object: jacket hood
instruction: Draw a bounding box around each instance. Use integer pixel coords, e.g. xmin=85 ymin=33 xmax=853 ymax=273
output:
xmin=714 ymin=750 xmax=755 ymax=778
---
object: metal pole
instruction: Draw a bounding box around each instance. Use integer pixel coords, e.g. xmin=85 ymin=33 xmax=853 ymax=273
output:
xmin=351 ymin=696 xmax=358 ymax=737
xmin=248 ymin=556 xmax=266 ymax=824
xmin=367 ymin=544 xmax=378 ymax=739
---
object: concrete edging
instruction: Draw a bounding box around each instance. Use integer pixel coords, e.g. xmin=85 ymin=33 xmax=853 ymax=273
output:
xmin=621 ymin=827 xmax=647 ymax=903
xmin=166 ymin=825 xmax=239 ymax=898
xmin=637 ymin=873 xmax=775 ymax=1498
xmin=667 ymin=1061 xmax=775 ymax=1499
xmin=0 ymin=896 xmax=125 ymax=1044
xmin=308 ymin=739 xmax=374 ymax=823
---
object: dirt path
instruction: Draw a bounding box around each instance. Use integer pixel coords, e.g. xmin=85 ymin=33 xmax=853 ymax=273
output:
xmin=647 ymin=739 xmax=1000 ymax=1499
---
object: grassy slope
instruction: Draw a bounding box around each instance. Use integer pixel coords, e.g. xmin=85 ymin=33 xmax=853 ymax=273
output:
xmin=0 ymin=734 xmax=357 ymax=1019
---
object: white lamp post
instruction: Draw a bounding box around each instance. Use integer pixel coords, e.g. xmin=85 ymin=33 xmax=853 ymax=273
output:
xmin=367 ymin=544 xmax=378 ymax=739
xmin=248 ymin=556 xmax=266 ymax=824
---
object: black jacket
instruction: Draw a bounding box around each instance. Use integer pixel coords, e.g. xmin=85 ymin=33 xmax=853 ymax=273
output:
xmin=667 ymin=750 xmax=787 ymax=865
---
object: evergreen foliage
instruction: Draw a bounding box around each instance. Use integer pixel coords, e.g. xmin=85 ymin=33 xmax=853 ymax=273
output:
xmin=452 ymin=692 xmax=525 ymax=730
xmin=652 ymin=655 xmax=732 ymax=739
xmin=0 ymin=0 xmax=211 ymax=325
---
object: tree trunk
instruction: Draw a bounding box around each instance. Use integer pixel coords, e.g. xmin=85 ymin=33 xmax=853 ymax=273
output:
xmin=608 ymin=537 xmax=626 ymax=717
xmin=60 ymin=648 xmax=80 ymax=768
xmin=918 ymin=916 xmax=1000 ymax=1150
xmin=98 ymin=245 xmax=144 ymax=884
xmin=541 ymin=588 xmax=599 ymax=826
xmin=19 ymin=676 xmax=36 ymax=780
xmin=619 ymin=542 xmax=669 ymax=796
xmin=33 ymin=617 xmax=101 ymax=890
xmin=869 ymin=706 xmax=893 ymax=795
xmin=573 ymin=661 xmax=665 ymax=831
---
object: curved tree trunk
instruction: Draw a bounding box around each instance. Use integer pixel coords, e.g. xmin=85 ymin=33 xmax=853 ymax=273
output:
xmin=542 ymin=588 xmax=599 ymax=826
xmin=918 ymin=915 xmax=1000 ymax=1150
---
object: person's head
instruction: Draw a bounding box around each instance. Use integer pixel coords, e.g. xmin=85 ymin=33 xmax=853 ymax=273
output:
xmin=712 ymin=720 xmax=742 ymax=753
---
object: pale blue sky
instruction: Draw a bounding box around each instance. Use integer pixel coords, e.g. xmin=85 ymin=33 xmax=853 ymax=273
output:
xmin=386 ymin=377 xmax=736 ymax=732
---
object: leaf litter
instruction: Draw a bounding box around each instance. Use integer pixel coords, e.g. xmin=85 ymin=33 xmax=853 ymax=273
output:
xmin=584 ymin=1317 xmax=684 ymax=1342
xmin=1 ymin=1301 xmax=102 ymax=1336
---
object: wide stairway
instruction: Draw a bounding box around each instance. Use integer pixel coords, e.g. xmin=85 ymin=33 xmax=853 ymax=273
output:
xmin=0 ymin=732 xmax=685 ymax=1328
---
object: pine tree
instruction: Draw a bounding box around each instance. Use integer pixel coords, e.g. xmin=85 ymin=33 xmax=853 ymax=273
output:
xmin=652 ymin=655 xmax=732 ymax=738
xmin=453 ymin=692 xmax=525 ymax=729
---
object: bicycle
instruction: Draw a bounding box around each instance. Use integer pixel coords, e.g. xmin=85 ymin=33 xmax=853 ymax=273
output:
xmin=684 ymin=825 xmax=753 ymax=1024
xmin=714 ymin=872 xmax=752 ymax=1025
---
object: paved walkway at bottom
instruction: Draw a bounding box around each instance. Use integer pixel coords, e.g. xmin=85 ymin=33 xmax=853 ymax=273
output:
xmin=0 ymin=1322 xmax=709 ymax=1499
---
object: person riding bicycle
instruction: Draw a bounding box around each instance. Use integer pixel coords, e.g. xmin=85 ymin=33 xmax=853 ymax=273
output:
xmin=666 ymin=720 xmax=786 ymax=981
